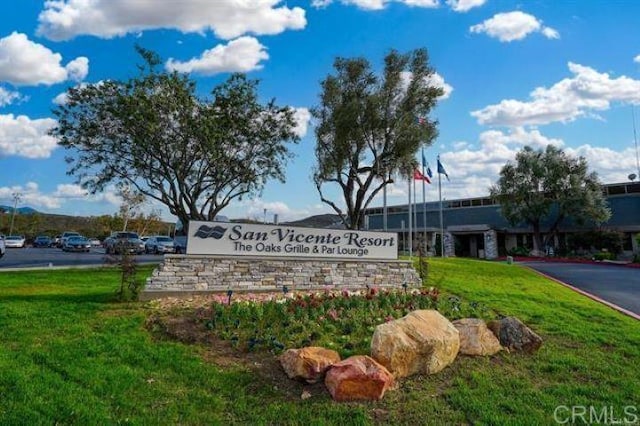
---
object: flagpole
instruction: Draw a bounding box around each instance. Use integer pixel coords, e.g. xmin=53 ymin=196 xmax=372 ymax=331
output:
xmin=422 ymin=170 xmax=427 ymax=254
xmin=421 ymin=148 xmax=427 ymax=255
xmin=438 ymin=155 xmax=444 ymax=258
xmin=413 ymin=175 xmax=417 ymax=248
xmin=383 ymin=183 xmax=387 ymax=231
xmin=408 ymin=174 xmax=413 ymax=258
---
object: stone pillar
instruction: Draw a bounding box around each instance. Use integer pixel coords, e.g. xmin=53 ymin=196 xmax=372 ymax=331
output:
xmin=483 ymin=230 xmax=498 ymax=260
xmin=444 ymin=232 xmax=455 ymax=257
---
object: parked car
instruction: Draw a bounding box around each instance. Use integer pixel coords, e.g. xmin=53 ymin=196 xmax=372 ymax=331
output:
xmin=104 ymin=231 xmax=145 ymax=255
xmin=33 ymin=235 xmax=52 ymax=248
xmin=62 ymin=236 xmax=92 ymax=252
xmin=59 ymin=231 xmax=81 ymax=248
xmin=88 ymin=237 xmax=102 ymax=247
xmin=145 ymin=236 xmax=175 ymax=254
xmin=0 ymin=235 xmax=5 ymax=258
xmin=174 ymin=236 xmax=187 ymax=254
xmin=4 ymin=235 xmax=26 ymax=248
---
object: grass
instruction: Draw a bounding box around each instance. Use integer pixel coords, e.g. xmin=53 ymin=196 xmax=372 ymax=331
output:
xmin=0 ymin=259 xmax=638 ymax=425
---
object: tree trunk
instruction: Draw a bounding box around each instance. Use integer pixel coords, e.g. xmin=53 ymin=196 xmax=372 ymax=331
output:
xmin=531 ymin=221 xmax=543 ymax=256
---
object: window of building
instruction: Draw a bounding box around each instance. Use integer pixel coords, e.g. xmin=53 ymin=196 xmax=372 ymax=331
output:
xmin=607 ymin=185 xmax=626 ymax=195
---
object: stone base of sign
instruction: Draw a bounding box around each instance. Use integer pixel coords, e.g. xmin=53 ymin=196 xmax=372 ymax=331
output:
xmin=140 ymin=255 xmax=421 ymax=300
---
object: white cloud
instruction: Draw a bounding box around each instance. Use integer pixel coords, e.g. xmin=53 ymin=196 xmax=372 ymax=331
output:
xmin=446 ymin=0 xmax=486 ymax=12
xmin=52 ymin=81 xmax=105 ymax=105
xmin=0 ymin=32 xmax=89 ymax=86
xmin=53 ymin=184 xmax=88 ymax=198
xmin=470 ymin=11 xmax=559 ymax=42
xmin=0 ymin=114 xmax=58 ymax=158
xmin=166 ymin=37 xmax=268 ymax=75
xmin=52 ymin=92 xmax=69 ymax=105
xmin=0 ymin=182 xmax=122 ymax=210
xmin=472 ymin=62 xmax=640 ymax=126
xmin=37 ymin=0 xmax=306 ymax=41
xmin=0 ymin=182 xmax=63 ymax=209
xmin=238 ymin=198 xmax=331 ymax=222
xmin=634 ymin=54 xmax=640 ymax=64
xmin=312 ymin=0 xmax=438 ymax=10
xmin=408 ymin=128 xmax=638 ymax=200
xmin=541 ymin=26 xmax=560 ymax=39
xmin=292 ymin=107 xmax=311 ymax=138
xmin=426 ymin=72 xmax=453 ymax=100
xmin=65 ymin=57 xmax=89 ymax=81
xmin=401 ymin=71 xmax=453 ymax=101
xmin=0 ymin=86 xmax=21 ymax=106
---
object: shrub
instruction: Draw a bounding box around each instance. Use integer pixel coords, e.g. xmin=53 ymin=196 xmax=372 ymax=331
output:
xmin=508 ymin=246 xmax=530 ymax=257
xmin=568 ymin=230 xmax=624 ymax=255
xmin=593 ymin=251 xmax=615 ymax=261
xmin=203 ymin=288 xmax=491 ymax=358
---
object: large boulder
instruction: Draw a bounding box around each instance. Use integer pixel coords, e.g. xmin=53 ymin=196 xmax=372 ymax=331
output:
xmin=370 ymin=310 xmax=459 ymax=378
xmin=279 ymin=347 xmax=341 ymax=383
xmin=487 ymin=317 xmax=543 ymax=353
xmin=324 ymin=355 xmax=395 ymax=402
xmin=452 ymin=318 xmax=502 ymax=356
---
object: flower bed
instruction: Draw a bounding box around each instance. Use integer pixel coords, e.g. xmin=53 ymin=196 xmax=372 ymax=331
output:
xmin=194 ymin=287 xmax=493 ymax=358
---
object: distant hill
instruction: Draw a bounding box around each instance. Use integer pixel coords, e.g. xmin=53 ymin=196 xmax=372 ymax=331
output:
xmin=283 ymin=214 xmax=344 ymax=229
xmin=0 ymin=205 xmax=38 ymax=214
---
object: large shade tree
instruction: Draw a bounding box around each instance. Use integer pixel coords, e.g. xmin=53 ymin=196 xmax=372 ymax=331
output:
xmin=490 ymin=145 xmax=611 ymax=253
xmin=52 ymin=48 xmax=299 ymax=228
xmin=312 ymin=48 xmax=443 ymax=229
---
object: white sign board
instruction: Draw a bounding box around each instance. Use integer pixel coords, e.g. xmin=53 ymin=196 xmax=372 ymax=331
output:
xmin=186 ymin=221 xmax=398 ymax=260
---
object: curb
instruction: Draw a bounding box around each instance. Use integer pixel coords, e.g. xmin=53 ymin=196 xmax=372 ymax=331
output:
xmin=498 ymin=257 xmax=640 ymax=268
xmin=0 ymin=261 xmax=159 ymax=272
xmin=522 ymin=265 xmax=640 ymax=321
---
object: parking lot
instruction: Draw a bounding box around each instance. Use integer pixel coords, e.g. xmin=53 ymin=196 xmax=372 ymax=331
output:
xmin=0 ymin=246 xmax=164 ymax=269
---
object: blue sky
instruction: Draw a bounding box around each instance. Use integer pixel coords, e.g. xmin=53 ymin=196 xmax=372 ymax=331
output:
xmin=1 ymin=0 xmax=640 ymax=222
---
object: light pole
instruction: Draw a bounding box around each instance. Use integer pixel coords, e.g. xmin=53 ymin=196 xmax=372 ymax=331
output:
xmin=9 ymin=192 xmax=21 ymax=236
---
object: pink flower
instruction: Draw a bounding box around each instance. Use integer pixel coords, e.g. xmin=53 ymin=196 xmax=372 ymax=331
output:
xmin=327 ymin=309 xmax=339 ymax=321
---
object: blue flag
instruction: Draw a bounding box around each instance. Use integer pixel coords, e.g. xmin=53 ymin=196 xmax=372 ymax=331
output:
xmin=422 ymin=149 xmax=433 ymax=178
xmin=437 ymin=157 xmax=449 ymax=181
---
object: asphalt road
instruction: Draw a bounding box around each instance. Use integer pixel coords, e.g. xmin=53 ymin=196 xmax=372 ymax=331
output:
xmin=522 ymin=262 xmax=640 ymax=316
xmin=0 ymin=246 xmax=164 ymax=269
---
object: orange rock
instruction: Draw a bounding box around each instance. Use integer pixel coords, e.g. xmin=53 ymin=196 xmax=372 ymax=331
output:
xmin=279 ymin=346 xmax=341 ymax=383
xmin=324 ymin=355 xmax=395 ymax=402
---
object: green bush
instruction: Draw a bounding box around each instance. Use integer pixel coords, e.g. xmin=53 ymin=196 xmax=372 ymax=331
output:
xmin=508 ymin=246 xmax=530 ymax=256
xmin=593 ymin=251 xmax=615 ymax=261
xmin=203 ymin=288 xmax=492 ymax=358
xmin=568 ymin=230 xmax=624 ymax=255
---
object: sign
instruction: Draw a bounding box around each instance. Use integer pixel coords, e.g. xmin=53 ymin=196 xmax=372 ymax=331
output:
xmin=186 ymin=221 xmax=398 ymax=260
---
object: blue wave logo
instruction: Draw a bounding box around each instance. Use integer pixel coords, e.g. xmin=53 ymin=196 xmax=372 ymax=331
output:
xmin=194 ymin=225 xmax=227 ymax=239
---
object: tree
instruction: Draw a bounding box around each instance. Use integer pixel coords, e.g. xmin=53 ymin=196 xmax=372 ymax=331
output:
xmin=52 ymin=47 xmax=299 ymax=229
xmin=312 ymin=49 xmax=443 ymax=229
xmin=490 ymin=145 xmax=611 ymax=253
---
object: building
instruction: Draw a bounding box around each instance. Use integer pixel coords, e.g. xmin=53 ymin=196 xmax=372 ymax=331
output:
xmin=364 ymin=181 xmax=640 ymax=259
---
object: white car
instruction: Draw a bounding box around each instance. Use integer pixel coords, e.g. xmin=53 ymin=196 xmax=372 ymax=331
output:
xmin=145 ymin=236 xmax=176 ymax=254
xmin=0 ymin=235 xmax=5 ymax=258
xmin=4 ymin=235 xmax=26 ymax=248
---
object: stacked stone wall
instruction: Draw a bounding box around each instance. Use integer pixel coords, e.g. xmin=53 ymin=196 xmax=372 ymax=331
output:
xmin=142 ymin=255 xmax=421 ymax=299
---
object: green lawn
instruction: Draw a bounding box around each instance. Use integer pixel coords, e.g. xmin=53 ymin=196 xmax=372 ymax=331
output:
xmin=0 ymin=259 xmax=638 ymax=425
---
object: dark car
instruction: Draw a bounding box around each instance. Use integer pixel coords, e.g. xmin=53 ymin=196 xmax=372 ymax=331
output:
xmin=33 ymin=236 xmax=52 ymax=248
xmin=104 ymin=232 xmax=145 ymax=255
xmin=62 ymin=236 xmax=91 ymax=252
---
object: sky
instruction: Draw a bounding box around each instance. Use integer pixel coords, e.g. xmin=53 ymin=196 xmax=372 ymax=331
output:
xmin=1 ymin=0 xmax=640 ymax=223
